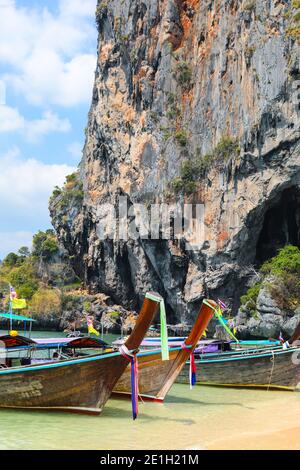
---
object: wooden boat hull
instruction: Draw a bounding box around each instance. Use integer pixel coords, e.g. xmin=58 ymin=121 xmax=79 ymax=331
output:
xmin=0 ymin=292 xmax=163 ymax=415
xmin=114 ymin=348 xmax=182 ymax=400
xmin=114 ymin=299 xmax=217 ymax=401
xmin=0 ymin=352 xmax=130 ymax=415
xmin=176 ymin=348 xmax=300 ymax=390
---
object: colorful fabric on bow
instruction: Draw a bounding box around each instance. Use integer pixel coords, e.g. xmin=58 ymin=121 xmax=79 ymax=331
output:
xmin=203 ymin=299 xmax=239 ymax=343
xmin=120 ymin=345 xmax=139 ymax=420
xmin=145 ymin=293 xmax=169 ymax=361
xmin=182 ymin=343 xmax=196 ymax=389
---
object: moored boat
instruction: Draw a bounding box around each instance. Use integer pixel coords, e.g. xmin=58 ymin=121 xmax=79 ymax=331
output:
xmin=177 ymin=343 xmax=300 ymax=391
xmin=113 ymin=299 xmax=217 ymax=401
xmin=0 ymin=291 xmax=162 ymax=415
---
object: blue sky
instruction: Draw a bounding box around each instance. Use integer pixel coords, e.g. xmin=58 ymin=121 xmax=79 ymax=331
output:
xmin=0 ymin=0 xmax=98 ymax=258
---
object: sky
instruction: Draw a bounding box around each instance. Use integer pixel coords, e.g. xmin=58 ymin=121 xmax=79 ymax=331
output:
xmin=0 ymin=0 xmax=98 ymax=258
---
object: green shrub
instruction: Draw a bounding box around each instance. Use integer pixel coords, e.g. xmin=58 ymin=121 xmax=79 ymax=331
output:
xmin=286 ymin=0 xmax=300 ymax=42
xmin=17 ymin=283 xmax=39 ymax=300
xmin=293 ymin=11 xmax=300 ymax=21
xmin=9 ymin=263 xmax=39 ymax=300
xmin=211 ymin=136 xmax=240 ymax=162
xmin=260 ymin=245 xmax=300 ymax=277
xmin=287 ymin=25 xmax=300 ymax=41
xmin=32 ymin=230 xmax=59 ymax=261
xmin=51 ymin=186 xmax=62 ymax=198
xmin=50 ymin=172 xmax=84 ymax=210
xmin=174 ymin=62 xmax=192 ymax=89
xmin=169 ymin=137 xmax=240 ymax=196
xmin=62 ymin=294 xmax=82 ymax=309
xmin=175 ymin=130 xmax=188 ymax=147
xmin=108 ymin=311 xmax=121 ymax=319
xmin=3 ymin=252 xmax=20 ymax=268
xmin=243 ymin=1 xmax=256 ymax=12
xmin=240 ymin=282 xmax=262 ymax=309
xmin=240 ymin=245 xmax=300 ymax=313
xmin=162 ymin=128 xmax=173 ymax=141
xmin=29 ymin=288 xmax=62 ymax=317
xmin=83 ymin=301 xmax=92 ymax=313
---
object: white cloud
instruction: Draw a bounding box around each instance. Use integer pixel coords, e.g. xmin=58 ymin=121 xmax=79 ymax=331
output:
xmin=0 ymin=147 xmax=75 ymax=213
xmin=0 ymin=146 xmax=75 ymax=257
xmin=59 ymin=0 xmax=97 ymax=18
xmin=0 ymin=105 xmax=24 ymax=132
xmin=0 ymin=105 xmax=71 ymax=141
xmin=9 ymin=53 xmax=96 ymax=107
xmin=0 ymin=0 xmax=97 ymax=107
xmin=25 ymin=110 xmax=71 ymax=142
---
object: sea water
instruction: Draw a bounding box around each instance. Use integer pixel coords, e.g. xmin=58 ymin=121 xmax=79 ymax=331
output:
xmin=0 ymin=331 xmax=300 ymax=450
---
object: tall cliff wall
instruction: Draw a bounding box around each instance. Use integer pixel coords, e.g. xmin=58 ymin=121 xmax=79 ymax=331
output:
xmin=50 ymin=0 xmax=300 ymax=326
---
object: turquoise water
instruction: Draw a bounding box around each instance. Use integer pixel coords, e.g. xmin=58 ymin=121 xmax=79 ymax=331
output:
xmin=1 ymin=330 xmax=300 ymax=449
xmin=0 ymin=329 xmax=118 ymax=343
xmin=1 ymin=385 xmax=300 ymax=450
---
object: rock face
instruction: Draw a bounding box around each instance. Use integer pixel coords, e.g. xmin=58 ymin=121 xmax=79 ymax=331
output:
xmin=59 ymin=291 xmax=137 ymax=334
xmin=50 ymin=0 xmax=300 ymax=327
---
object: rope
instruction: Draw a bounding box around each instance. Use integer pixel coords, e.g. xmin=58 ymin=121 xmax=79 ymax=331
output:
xmin=267 ymin=350 xmax=275 ymax=392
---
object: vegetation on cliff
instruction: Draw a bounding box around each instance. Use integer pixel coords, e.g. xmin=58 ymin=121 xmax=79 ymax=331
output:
xmin=170 ymin=137 xmax=241 ymax=196
xmin=286 ymin=0 xmax=300 ymax=43
xmin=241 ymin=245 xmax=300 ymax=316
xmin=50 ymin=172 xmax=84 ymax=211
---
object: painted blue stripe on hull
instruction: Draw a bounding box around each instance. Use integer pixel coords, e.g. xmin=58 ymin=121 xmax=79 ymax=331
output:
xmin=0 ymin=350 xmax=124 ymax=376
xmin=0 ymin=345 xmax=191 ymax=376
xmin=194 ymin=347 xmax=300 ymax=364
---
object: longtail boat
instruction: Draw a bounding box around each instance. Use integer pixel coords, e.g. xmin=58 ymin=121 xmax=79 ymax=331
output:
xmin=0 ymin=292 xmax=161 ymax=415
xmin=176 ymin=331 xmax=300 ymax=391
xmin=113 ymin=299 xmax=217 ymax=401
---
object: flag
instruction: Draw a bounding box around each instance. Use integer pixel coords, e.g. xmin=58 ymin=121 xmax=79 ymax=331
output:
xmin=217 ymin=299 xmax=227 ymax=310
xmin=279 ymin=332 xmax=284 ymax=343
xmin=86 ymin=316 xmax=100 ymax=336
xmin=12 ymin=298 xmax=27 ymax=310
xmin=9 ymin=285 xmax=17 ymax=301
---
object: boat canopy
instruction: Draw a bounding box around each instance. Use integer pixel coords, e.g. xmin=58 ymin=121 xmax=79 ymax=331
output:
xmin=0 ymin=312 xmax=36 ymax=322
xmin=33 ymin=337 xmax=108 ymax=349
xmin=0 ymin=335 xmax=36 ymax=348
xmin=0 ymin=335 xmax=108 ymax=350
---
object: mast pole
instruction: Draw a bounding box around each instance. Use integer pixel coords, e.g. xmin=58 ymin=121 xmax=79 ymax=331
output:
xmin=9 ymin=284 xmax=13 ymax=331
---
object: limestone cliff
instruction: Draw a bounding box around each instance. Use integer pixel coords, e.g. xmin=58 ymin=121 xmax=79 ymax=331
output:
xmin=50 ymin=0 xmax=300 ymax=334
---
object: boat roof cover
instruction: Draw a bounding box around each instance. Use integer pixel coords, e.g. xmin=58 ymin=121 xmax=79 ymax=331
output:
xmin=33 ymin=337 xmax=108 ymax=348
xmin=0 ymin=312 xmax=36 ymax=322
xmin=0 ymin=335 xmax=108 ymax=349
xmin=0 ymin=335 xmax=36 ymax=348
